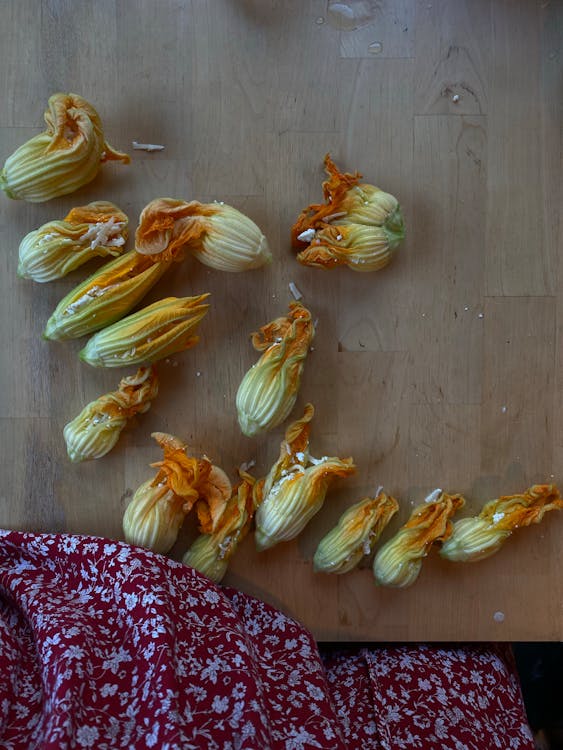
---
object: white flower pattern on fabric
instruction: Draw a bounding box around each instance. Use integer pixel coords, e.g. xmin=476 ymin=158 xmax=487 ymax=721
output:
xmin=0 ymin=532 xmax=535 ymax=750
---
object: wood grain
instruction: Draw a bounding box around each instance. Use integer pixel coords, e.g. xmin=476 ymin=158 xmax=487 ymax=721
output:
xmin=0 ymin=0 xmax=561 ymax=641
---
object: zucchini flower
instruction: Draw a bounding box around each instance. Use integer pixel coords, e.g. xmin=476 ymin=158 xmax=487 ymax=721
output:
xmin=123 ymin=432 xmax=231 ymax=554
xmin=183 ymin=470 xmax=265 ymax=583
xmin=18 ymin=201 xmax=128 ymax=283
xmin=135 ymin=197 xmax=272 ymax=271
xmin=255 ymin=404 xmax=355 ymax=551
xmin=79 ymin=294 xmax=210 ymax=368
xmin=44 ymin=248 xmax=174 ymax=341
xmin=0 ymin=93 xmax=130 ymax=202
xmin=193 ymin=202 xmax=272 ymax=271
xmin=440 ymin=484 xmax=563 ymax=563
xmin=236 ymin=301 xmax=315 ymax=437
xmin=63 ymin=366 xmax=158 ymax=462
xmin=291 ymin=154 xmax=404 ymax=272
xmin=373 ymin=490 xmax=465 ymax=587
xmin=313 ymin=490 xmax=399 ymax=574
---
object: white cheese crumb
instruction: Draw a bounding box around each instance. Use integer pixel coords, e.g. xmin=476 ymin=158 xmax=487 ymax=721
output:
xmin=464 ymin=305 xmax=469 ymax=311
xmin=289 ymin=281 xmax=303 ymax=300
xmin=132 ymin=141 xmax=165 ymax=152
xmin=424 ymin=488 xmax=442 ymax=504
xmin=308 ymin=455 xmax=329 ymax=465
xmin=324 ymin=211 xmax=347 ymax=223
xmin=336 ymin=234 xmax=343 ymax=241
xmin=297 ymin=228 xmax=316 ymax=242
xmin=295 ymin=451 xmax=306 ymax=462
xmin=493 ymin=610 xmax=505 ymax=623
xmin=196 ymin=371 xmax=201 ymax=377
xmin=452 ymin=94 xmax=460 ymax=103
xmin=362 ymin=538 xmax=372 ymax=555
xmin=501 ymin=406 xmax=507 ymax=413
xmin=492 ymin=512 xmax=505 ymax=524
xmin=239 ymin=459 xmax=256 ymax=472
xmin=40 ymin=232 xmax=60 ymax=243
xmin=477 ymin=312 xmax=484 ymax=319
xmin=79 ymin=218 xmax=125 ymax=250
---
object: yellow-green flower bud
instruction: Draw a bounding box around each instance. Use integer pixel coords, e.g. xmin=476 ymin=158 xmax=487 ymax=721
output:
xmin=123 ymin=478 xmax=188 ymax=554
xmin=313 ymin=491 xmax=399 ymax=574
xmin=63 ymin=366 xmax=158 ymax=462
xmin=193 ymin=203 xmax=272 ymax=271
xmin=79 ymin=295 xmax=210 ymax=368
xmin=18 ymin=201 xmax=128 ymax=283
xmin=1 ymin=93 xmax=129 ymax=202
xmin=373 ymin=491 xmax=465 ymax=587
xmin=236 ymin=301 xmax=314 ymax=437
xmin=255 ymin=404 xmax=355 ymax=551
xmin=44 ymin=249 xmax=173 ymax=341
xmin=440 ymin=484 xmax=562 ymax=562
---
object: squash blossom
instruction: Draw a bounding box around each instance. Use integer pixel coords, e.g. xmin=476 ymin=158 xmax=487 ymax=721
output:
xmin=79 ymin=294 xmax=210 ymax=368
xmin=18 ymin=201 xmax=128 ymax=283
xmin=440 ymin=483 xmax=562 ymax=563
xmin=255 ymin=404 xmax=355 ymax=551
xmin=123 ymin=432 xmax=231 ymax=554
xmin=0 ymin=92 xmax=129 ymax=202
xmin=313 ymin=491 xmax=399 ymax=574
xmin=135 ymin=196 xmax=271 ymax=271
xmin=373 ymin=490 xmax=465 ymax=587
xmin=291 ymin=154 xmax=404 ymax=272
xmin=236 ymin=301 xmax=315 ymax=437
xmin=183 ymin=470 xmax=265 ymax=583
xmin=63 ymin=366 xmax=158 ymax=462
xmin=44 ymin=248 xmax=175 ymax=341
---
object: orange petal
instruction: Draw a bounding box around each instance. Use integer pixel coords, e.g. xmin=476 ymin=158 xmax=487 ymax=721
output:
xmin=291 ymin=153 xmax=362 ymax=246
xmin=135 ymin=198 xmax=217 ymax=261
xmin=195 ymin=465 xmax=233 ymax=533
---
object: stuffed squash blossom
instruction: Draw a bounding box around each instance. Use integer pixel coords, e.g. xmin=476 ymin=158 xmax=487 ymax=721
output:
xmin=440 ymin=484 xmax=562 ymax=563
xmin=255 ymin=404 xmax=355 ymax=551
xmin=313 ymin=490 xmax=399 ymax=574
xmin=291 ymin=154 xmax=404 ymax=272
xmin=373 ymin=490 xmax=465 ymax=587
xmin=63 ymin=366 xmax=158 ymax=462
xmin=236 ymin=301 xmax=315 ymax=437
xmin=18 ymin=201 xmax=128 ymax=283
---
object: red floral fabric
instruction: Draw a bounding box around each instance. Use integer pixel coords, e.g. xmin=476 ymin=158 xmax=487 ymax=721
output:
xmin=0 ymin=531 xmax=534 ymax=750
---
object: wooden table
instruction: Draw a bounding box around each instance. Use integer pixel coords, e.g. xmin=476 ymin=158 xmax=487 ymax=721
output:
xmin=1 ymin=0 xmax=561 ymax=641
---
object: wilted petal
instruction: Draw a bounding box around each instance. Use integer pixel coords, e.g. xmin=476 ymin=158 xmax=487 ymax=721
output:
xmin=184 ymin=470 xmax=264 ymax=582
